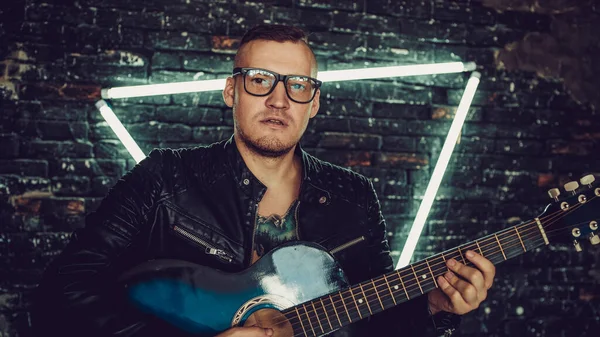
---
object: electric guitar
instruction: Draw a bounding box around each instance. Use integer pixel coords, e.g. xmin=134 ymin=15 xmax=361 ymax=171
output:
xmin=119 ymin=174 xmax=599 ymax=337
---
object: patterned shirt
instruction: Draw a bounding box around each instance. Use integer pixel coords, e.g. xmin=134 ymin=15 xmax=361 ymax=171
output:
xmin=251 ymin=200 xmax=300 ymax=263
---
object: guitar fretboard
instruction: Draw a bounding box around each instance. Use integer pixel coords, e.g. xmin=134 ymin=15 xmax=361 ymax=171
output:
xmin=281 ymin=220 xmax=548 ymax=336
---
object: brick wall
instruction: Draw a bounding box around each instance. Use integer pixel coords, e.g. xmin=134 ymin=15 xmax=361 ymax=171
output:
xmin=1 ymin=0 xmax=599 ymax=336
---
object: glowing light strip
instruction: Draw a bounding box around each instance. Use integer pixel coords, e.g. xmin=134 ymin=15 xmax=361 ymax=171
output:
xmin=101 ymin=62 xmax=476 ymax=99
xmin=95 ymin=100 xmax=146 ymax=163
xmin=396 ymin=71 xmax=481 ymax=269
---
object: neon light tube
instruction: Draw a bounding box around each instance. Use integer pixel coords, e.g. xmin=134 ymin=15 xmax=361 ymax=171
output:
xmin=101 ymin=62 xmax=477 ymax=99
xmin=396 ymin=71 xmax=481 ymax=269
xmin=95 ymin=100 xmax=146 ymax=163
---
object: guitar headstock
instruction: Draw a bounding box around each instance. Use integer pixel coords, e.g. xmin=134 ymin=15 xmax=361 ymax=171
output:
xmin=539 ymin=174 xmax=600 ymax=252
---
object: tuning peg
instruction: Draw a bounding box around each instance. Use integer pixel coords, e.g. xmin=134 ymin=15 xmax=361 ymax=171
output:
xmin=564 ymin=181 xmax=580 ymax=195
xmin=580 ymin=174 xmax=595 ymax=187
xmin=548 ymin=188 xmax=561 ymax=201
xmin=590 ymin=234 xmax=600 ymax=245
xmin=573 ymin=240 xmax=582 ymax=252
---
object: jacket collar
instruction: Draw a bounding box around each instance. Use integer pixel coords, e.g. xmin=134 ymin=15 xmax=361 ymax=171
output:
xmin=223 ymin=135 xmax=328 ymax=204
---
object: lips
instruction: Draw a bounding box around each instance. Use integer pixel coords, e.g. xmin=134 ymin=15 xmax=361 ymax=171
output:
xmin=260 ymin=117 xmax=288 ymax=126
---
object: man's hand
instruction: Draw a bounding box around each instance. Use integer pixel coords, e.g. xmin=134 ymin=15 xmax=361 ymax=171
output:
xmin=428 ymin=250 xmax=495 ymax=315
xmin=214 ymin=326 xmax=273 ymax=337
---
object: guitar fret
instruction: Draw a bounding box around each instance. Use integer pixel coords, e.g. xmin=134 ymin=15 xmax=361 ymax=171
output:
xmin=515 ymin=227 xmax=526 ymax=252
xmin=311 ymin=301 xmax=324 ymax=334
xmin=339 ymin=291 xmax=352 ymax=323
xmin=397 ymin=270 xmax=410 ymax=299
xmin=457 ymin=246 xmax=466 ymax=264
xmin=348 ymin=287 xmax=363 ymax=319
xmin=303 ymin=304 xmax=316 ymax=336
xmin=329 ymin=295 xmax=343 ymax=327
xmin=475 ymin=240 xmax=483 ymax=257
xmin=372 ymin=279 xmax=385 ymax=310
xmin=410 ymin=265 xmax=423 ymax=294
xmin=383 ymin=274 xmax=397 ymax=305
xmin=494 ymin=233 xmax=507 ymax=260
xmin=295 ymin=306 xmax=308 ymax=337
xmin=320 ymin=298 xmax=333 ymax=331
xmin=358 ymin=283 xmax=373 ymax=315
xmin=425 ymin=259 xmax=438 ymax=288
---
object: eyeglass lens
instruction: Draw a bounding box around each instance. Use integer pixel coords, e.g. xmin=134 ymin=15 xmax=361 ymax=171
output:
xmin=244 ymin=69 xmax=316 ymax=103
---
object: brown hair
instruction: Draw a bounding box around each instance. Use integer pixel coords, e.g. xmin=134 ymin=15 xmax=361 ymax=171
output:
xmin=234 ymin=24 xmax=318 ymax=74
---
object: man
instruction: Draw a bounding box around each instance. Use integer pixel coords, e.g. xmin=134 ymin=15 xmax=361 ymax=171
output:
xmin=32 ymin=24 xmax=495 ymax=337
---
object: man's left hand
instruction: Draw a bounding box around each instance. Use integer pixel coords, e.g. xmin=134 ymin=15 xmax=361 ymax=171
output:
xmin=428 ymin=250 xmax=495 ymax=315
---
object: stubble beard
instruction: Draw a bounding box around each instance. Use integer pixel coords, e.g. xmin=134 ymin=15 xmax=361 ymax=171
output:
xmin=235 ymin=122 xmax=297 ymax=158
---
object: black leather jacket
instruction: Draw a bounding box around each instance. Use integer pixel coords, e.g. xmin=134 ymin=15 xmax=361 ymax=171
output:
xmin=32 ymin=136 xmax=455 ymax=337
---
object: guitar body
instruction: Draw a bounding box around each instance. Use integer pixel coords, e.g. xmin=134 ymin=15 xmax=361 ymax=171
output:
xmin=120 ymin=241 xmax=349 ymax=336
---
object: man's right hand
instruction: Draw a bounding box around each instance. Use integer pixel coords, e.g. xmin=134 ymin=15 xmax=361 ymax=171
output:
xmin=215 ymin=326 xmax=274 ymax=337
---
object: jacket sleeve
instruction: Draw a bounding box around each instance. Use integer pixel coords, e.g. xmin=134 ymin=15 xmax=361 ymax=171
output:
xmin=360 ymin=179 xmax=461 ymax=337
xmin=31 ymin=150 xmax=191 ymax=337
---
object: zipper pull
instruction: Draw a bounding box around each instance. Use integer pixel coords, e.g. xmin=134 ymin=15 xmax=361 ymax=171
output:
xmin=206 ymin=247 xmax=233 ymax=263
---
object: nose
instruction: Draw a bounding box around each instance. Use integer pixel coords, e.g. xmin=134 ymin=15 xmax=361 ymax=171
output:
xmin=265 ymin=81 xmax=290 ymax=110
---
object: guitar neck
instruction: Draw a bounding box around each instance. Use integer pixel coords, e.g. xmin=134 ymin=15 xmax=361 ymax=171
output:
xmin=281 ymin=219 xmax=550 ymax=336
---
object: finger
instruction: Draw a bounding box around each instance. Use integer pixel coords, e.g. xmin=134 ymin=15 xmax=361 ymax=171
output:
xmin=465 ymin=250 xmax=496 ymax=289
xmin=446 ymin=258 xmax=485 ymax=292
xmin=437 ymin=274 xmax=469 ymax=314
xmin=443 ymin=270 xmax=479 ymax=306
xmin=233 ymin=327 xmax=273 ymax=336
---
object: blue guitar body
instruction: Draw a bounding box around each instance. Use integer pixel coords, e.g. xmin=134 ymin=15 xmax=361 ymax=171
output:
xmin=120 ymin=241 xmax=349 ymax=336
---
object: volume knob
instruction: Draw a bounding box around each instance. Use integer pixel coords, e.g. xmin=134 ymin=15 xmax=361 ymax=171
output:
xmin=548 ymin=188 xmax=561 ymax=201
xmin=564 ymin=181 xmax=580 ymax=194
xmin=580 ymin=174 xmax=595 ymax=187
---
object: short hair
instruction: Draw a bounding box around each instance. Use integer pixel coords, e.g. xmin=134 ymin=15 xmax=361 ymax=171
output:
xmin=234 ymin=24 xmax=318 ymax=74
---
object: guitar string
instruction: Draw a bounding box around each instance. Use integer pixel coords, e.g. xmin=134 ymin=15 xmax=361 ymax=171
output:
xmin=277 ymin=197 xmax=592 ymax=335
xmin=286 ymin=234 xmax=550 ymax=337
xmin=272 ymin=207 xmax=574 ymax=334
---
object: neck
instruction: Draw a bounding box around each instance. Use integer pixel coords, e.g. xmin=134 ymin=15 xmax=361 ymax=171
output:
xmin=234 ymin=135 xmax=301 ymax=189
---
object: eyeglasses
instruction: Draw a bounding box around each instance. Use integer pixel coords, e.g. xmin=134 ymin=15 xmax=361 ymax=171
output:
xmin=232 ymin=67 xmax=322 ymax=104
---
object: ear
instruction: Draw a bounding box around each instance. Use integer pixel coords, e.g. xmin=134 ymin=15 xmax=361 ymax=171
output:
xmin=223 ymin=77 xmax=235 ymax=108
xmin=309 ymin=89 xmax=320 ymax=118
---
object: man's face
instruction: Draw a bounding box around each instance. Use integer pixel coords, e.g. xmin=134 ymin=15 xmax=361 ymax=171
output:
xmin=223 ymin=40 xmax=320 ymax=158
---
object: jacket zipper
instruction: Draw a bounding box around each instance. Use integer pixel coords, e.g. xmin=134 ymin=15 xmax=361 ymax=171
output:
xmin=172 ymin=225 xmax=233 ymax=263
xmin=330 ymin=236 xmax=365 ymax=255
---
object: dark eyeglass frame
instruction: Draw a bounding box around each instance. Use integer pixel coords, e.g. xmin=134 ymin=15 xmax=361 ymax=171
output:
xmin=232 ymin=67 xmax=322 ymax=104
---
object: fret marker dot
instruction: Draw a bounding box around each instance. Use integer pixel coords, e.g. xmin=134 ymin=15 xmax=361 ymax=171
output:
xmin=394 ymin=285 xmax=399 ymax=290
xmin=422 ymin=274 xmax=427 ymax=279
xmin=358 ymin=299 xmax=363 ymax=304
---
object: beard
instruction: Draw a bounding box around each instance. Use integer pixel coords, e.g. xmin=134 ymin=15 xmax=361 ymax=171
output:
xmin=235 ymin=121 xmax=297 ymax=158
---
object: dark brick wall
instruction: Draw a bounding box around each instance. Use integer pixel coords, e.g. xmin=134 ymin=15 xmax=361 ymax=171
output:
xmin=1 ymin=0 xmax=599 ymax=336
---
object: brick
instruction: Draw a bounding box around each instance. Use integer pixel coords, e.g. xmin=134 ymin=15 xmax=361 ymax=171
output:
xmin=432 ymin=105 xmax=483 ymax=122
xmin=152 ymin=51 xmax=182 ymax=69
xmin=17 ymin=120 xmax=89 ymax=141
xmin=366 ymin=36 xmax=436 ymax=63
xmin=382 ymin=136 xmax=416 ymax=152
xmin=173 ymin=91 xmax=227 ymax=108
xmin=415 ymin=136 xmax=442 ymax=154
xmin=91 ymin=176 xmax=120 ymax=197
xmin=50 ymin=159 xmax=126 ymax=178
xmin=548 ymin=140 xmax=596 ymax=156
xmin=158 ymin=123 xmax=192 ymax=142
xmin=19 ymin=83 xmax=101 ymax=101
xmin=326 ymin=80 xmax=431 ymax=104
xmin=319 ymin=99 xmax=372 ymax=118
xmin=372 ymin=103 xmax=430 ymax=120
xmin=317 ymin=132 xmax=382 ymax=150
xmin=484 ymin=107 xmax=537 ymax=124
xmin=312 ymin=149 xmax=371 ymax=167
xmin=148 ymin=31 xmax=212 ymax=51
xmin=482 ymin=169 xmax=537 ymax=188
xmin=482 ymin=155 xmax=552 ymax=171
xmin=365 ymin=0 xmax=431 ymax=19
xmin=332 ymin=12 xmax=400 ymax=35
xmin=22 ymin=140 xmax=93 ymax=159
xmin=125 ymin=122 xmax=160 ymax=142
xmin=149 ymin=70 xmax=216 ymax=84
xmin=182 ymin=53 xmax=234 ymax=73
xmin=308 ymin=31 xmax=367 ymax=56
xmin=459 ymin=136 xmax=495 ymax=153
xmin=156 ymin=106 xmax=223 ymax=125
xmin=495 ymin=139 xmax=545 ymax=155
xmin=406 ymin=120 xmax=453 ymax=137
xmin=0 ymin=133 xmax=19 ymax=158
xmin=192 ymin=126 xmax=233 ymax=144
xmin=296 ymin=0 xmax=363 ymax=11
xmin=99 ymin=104 xmax=156 ymax=124
xmin=0 ymin=160 xmax=48 ymax=177
xmin=90 ymin=122 xmax=118 ymax=141
xmin=51 ymin=176 xmax=91 ymax=196
xmin=94 ymin=140 xmax=131 ymax=159
xmin=372 ymin=152 xmax=428 ymax=169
